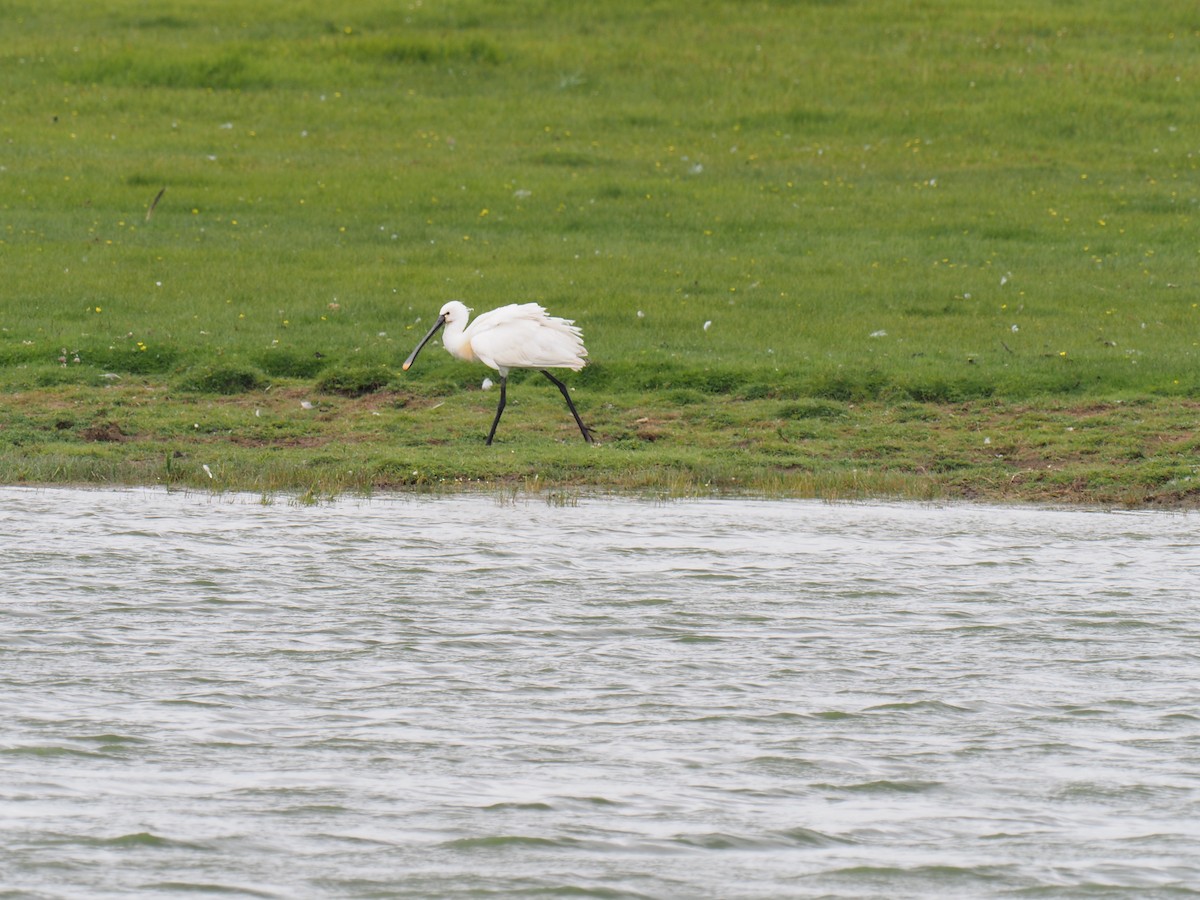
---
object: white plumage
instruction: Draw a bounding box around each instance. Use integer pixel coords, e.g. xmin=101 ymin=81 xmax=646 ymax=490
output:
xmin=402 ymin=301 xmax=593 ymax=445
xmin=440 ymin=301 xmax=586 ymax=374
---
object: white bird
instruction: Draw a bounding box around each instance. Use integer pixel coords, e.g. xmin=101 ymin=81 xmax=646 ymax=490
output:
xmin=402 ymin=300 xmax=594 ymax=445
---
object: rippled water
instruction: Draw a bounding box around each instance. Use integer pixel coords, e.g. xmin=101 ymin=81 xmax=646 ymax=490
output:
xmin=2 ymin=487 xmax=1199 ymax=898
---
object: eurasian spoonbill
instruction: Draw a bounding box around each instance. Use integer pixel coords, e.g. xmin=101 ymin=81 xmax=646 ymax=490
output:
xmin=402 ymin=300 xmax=594 ymax=445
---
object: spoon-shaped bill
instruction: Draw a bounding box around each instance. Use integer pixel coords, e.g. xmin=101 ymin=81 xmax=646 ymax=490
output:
xmin=402 ymin=315 xmax=446 ymax=371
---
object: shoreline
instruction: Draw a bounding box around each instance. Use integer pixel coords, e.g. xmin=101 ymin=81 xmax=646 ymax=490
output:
xmin=1 ymin=381 xmax=1196 ymax=509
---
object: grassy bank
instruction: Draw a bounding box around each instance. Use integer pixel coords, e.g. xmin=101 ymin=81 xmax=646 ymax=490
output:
xmin=3 ymin=380 xmax=1197 ymax=507
xmin=3 ymin=0 xmax=1199 ymax=504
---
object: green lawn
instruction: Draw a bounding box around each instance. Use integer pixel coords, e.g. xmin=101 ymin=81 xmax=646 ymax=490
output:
xmin=2 ymin=0 xmax=1198 ymax=503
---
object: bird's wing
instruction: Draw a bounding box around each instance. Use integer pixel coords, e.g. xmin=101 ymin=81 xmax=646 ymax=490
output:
xmin=469 ymin=312 xmax=588 ymax=373
xmin=467 ymin=303 xmax=546 ymax=333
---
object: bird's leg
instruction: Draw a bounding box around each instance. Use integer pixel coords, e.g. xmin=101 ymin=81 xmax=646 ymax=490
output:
xmin=485 ymin=375 xmax=507 ymax=445
xmin=540 ymin=370 xmax=594 ymax=443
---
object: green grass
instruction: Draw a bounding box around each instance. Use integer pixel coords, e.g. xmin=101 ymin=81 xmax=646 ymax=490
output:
xmin=2 ymin=0 xmax=1200 ymax=504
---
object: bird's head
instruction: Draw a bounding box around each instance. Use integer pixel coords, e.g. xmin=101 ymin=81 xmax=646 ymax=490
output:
xmin=402 ymin=301 xmax=471 ymax=372
xmin=439 ymin=300 xmax=472 ymax=326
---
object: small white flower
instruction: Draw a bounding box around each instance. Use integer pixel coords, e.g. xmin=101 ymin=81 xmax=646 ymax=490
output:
xmin=637 ymin=310 xmax=645 ymax=318
xmin=703 ymin=320 xmax=712 ymax=331
xmin=1011 ymin=324 xmax=1019 ymax=333
xmin=481 ymin=377 xmax=493 ymax=390
xmin=869 ymin=330 xmax=888 ymax=338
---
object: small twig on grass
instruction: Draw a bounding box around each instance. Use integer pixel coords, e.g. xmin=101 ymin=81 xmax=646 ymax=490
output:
xmin=146 ymin=187 xmax=166 ymax=221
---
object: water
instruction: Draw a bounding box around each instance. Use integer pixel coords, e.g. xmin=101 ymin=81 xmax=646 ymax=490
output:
xmin=2 ymin=487 xmax=1198 ymax=899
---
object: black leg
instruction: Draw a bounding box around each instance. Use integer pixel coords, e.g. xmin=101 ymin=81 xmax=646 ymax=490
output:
xmin=485 ymin=376 xmax=507 ymax=445
xmin=541 ymin=370 xmax=594 ymax=443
